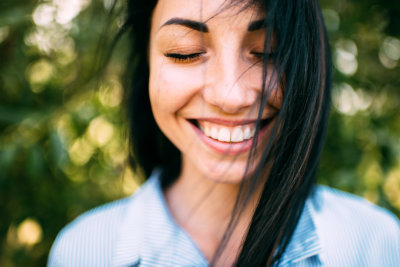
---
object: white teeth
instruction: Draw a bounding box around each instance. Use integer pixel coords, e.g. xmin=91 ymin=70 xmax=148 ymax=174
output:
xmin=199 ymin=123 xmax=257 ymax=143
xmin=243 ymin=127 xmax=252 ymax=140
xmin=218 ymin=127 xmax=230 ymax=142
xmin=231 ymin=127 xmax=244 ymax=142
xmin=251 ymin=127 xmax=256 ymax=136
xmin=203 ymin=126 xmax=211 ymax=137
xmin=211 ymin=127 xmax=219 ymax=139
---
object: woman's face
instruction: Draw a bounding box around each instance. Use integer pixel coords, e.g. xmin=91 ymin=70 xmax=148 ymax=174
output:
xmin=149 ymin=0 xmax=282 ymax=183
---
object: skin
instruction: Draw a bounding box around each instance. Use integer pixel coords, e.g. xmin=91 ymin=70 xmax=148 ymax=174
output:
xmin=148 ymin=0 xmax=282 ymax=265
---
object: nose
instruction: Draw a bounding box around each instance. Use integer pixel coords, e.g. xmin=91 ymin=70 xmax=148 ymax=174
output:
xmin=202 ymin=54 xmax=259 ymax=114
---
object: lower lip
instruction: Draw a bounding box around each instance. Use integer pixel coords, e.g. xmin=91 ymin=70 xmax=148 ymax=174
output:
xmin=190 ymin=122 xmax=270 ymax=155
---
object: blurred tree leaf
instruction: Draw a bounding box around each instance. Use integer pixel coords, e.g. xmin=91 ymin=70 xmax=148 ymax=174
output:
xmin=1 ymin=0 xmax=399 ymax=266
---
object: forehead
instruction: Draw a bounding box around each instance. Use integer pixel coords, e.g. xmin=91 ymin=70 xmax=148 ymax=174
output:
xmin=151 ymin=0 xmax=263 ymax=30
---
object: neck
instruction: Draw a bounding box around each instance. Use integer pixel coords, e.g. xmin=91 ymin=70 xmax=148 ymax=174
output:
xmin=164 ymin=158 xmax=262 ymax=264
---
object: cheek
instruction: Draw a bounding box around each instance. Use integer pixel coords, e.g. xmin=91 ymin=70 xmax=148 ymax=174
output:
xmin=269 ymin=77 xmax=283 ymax=109
xmin=149 ymin=61 xmax=204 ymax=114
xmin=243 ymin=64 xmax=283 ymax=110
xmin=254 ymin=65 xmax=283 ymax=110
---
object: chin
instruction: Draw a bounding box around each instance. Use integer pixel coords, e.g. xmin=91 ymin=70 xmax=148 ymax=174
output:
xmin=198 ymin=159 xmax=258 ymax=185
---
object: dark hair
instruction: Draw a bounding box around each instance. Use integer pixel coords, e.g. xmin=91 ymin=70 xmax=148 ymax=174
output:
xmin=123 ymin=0 xmax=332 ymax=266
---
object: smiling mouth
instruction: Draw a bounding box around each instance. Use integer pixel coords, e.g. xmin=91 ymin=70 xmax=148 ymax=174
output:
xmin=189 ymin=118 xmax=273 ymax=143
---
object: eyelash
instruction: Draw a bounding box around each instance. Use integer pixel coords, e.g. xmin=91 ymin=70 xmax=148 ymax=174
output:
xmin=164 ymin=51 xmax=276 ymax=63
xmin=251 ymin=52 xmax=276 ymax=60
xmin=165 ymin=52 xmax=204 ymax=63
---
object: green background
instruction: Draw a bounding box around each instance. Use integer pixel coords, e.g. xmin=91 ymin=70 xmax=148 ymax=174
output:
xmin=1 ymin=0 xmax=399 ymax=266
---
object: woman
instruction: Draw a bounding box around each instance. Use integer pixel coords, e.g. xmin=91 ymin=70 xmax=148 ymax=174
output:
xmin=48 ymin=0 xmax=400 ymax=266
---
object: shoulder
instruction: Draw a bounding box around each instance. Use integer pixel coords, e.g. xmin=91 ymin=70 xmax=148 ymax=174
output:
xmin=47 ymin=198 xmax=130 ymax=267
xmin=312 ymin=186 xmax=400 ymax=233
xmin=312 ymin=185 xmax=399 ymax=225
xmin=310 ymin=185 xmax=400 ymax=266
xmin=47 ymin=180 xmax=153 ymax=267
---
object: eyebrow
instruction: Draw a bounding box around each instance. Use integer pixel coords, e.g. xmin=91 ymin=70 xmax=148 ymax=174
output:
xmin=160 ymin=18 xmax=267 ymax=33
xmin=161 ymin=18 xmax=209 ymax=32
xmin=248 ymin=19 xmax=266 ymax=31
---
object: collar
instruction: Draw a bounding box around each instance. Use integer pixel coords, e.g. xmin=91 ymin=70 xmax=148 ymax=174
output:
xmin=279 ymin=197 xmax=323 ymax=265
xmin=112 ymin=171 xmax=322 ymax=266
xmin=113 ymin=170 xmax=208 ymax=266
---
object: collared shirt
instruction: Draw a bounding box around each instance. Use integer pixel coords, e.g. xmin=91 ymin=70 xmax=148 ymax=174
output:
xmin=48 ymin=171 xmax=400 ymax=266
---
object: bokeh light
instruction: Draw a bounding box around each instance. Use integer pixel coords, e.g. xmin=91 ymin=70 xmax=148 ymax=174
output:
xmin=322 ymin=8 xmax=340 ymax=32
xmin=16 ymin=219 xmax=43 ymax=247
xmin=379 ymin=36 xmax=400 ymax=69
xmin=332 ymin=83 xmax=371 ymax=115
xmin=1 ymin=0 xmax=399 ymax=266
xmin=334 ymin=39 xmax=358 ymax=76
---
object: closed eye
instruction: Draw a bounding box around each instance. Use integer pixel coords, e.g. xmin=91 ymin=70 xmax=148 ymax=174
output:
xmin=251 ymin=51 xmax=276 ymax=61
xmin=165 ymin=52 xmax=204 ymax=63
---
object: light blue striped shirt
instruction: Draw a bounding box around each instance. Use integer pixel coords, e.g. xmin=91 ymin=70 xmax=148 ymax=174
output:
xmin=48 ymin=172 xmax=400 ymax=266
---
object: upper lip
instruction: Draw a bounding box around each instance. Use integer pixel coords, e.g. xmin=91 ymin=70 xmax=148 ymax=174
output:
xmin=190 ymin=117 xmax=272 ymax=126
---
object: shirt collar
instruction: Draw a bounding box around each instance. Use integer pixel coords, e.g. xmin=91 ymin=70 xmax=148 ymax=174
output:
xmin=279 ymin=194 xmax=323 ymax=265
xmin=113 ymin=171 xmax=322 ymax=266
xmin=113 ymin=170 xmax=208 ymax=266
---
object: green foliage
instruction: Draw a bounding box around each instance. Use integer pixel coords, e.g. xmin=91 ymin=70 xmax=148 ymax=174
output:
xmin=0 ymin=0 xmax=399 ymax=266
xmin=318 ymin=0 xmax=400 ymax=216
